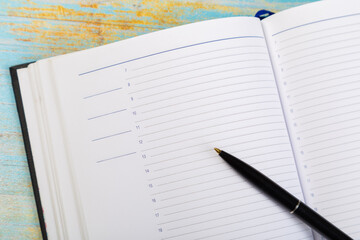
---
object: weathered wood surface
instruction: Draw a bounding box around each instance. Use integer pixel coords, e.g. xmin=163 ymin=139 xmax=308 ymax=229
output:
xmin=0 ymin=0 xmax=316 ymax=239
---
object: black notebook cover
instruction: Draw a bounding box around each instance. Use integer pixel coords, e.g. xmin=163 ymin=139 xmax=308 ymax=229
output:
xmin=10 ymin=63 xmax=48 ymax=240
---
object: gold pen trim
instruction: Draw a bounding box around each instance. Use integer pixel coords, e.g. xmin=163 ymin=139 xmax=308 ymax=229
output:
xmin=290 ymin=200 xmax=301 ymax=214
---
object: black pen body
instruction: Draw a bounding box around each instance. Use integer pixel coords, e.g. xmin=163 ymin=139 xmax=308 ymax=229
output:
xmin=294 ymin=202 xmax=352 ymax=240
xmin=219 ymin=150 xmax=299 ymax=210
xmin=218 ymin=150 xmax=353 ymax=240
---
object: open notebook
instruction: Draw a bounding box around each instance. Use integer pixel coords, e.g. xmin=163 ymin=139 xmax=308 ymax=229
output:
xmin=10 ymin=0 xmax=360 ymax=239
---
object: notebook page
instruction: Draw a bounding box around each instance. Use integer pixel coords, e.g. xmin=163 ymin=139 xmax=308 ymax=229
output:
xmin=262 ymin=1 xmax=360 ymax=239
xmin=41 ymin=17 xmax=312 ymax=239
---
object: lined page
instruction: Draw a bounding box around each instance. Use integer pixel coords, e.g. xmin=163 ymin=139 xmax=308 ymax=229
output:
xmin=41 ymin=17 xmax=311 ymax=239
xmin=263 ymin=1 xmax=360 ymax=239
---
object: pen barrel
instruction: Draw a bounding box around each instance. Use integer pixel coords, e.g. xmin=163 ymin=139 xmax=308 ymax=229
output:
xmin=220 ymin=151 xmax=299 ymax=210
xmin=219 ymin=150 xmax=353 ymax=240
xmin=294 ymin=203 xmax=353 ymax=240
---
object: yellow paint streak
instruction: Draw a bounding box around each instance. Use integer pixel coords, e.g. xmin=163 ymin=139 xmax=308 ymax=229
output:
xmin=9 ymin=0 xmax=244 ymax=28
xmin=80 ymin=3 xmax=99 ymax=9
xmin=6 ymin=0 xmax=289 ymax=59
xmin=11 ymin=19 xmax=141 ymax=58
xmin=11 ymin=6 xmax=109 ymax=21
xmin=7 ymin=0 xmax=245 ymax=58
xmin=132 ymin=0 xmax=243 ymax=25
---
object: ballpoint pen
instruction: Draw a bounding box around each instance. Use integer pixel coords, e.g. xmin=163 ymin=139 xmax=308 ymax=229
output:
xmin=214 ymin=148 xmax=353 ymax=240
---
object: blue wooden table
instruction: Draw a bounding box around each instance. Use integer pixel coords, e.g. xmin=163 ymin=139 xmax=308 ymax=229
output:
xmin=0 ymin=0 xmax=316 ymax=238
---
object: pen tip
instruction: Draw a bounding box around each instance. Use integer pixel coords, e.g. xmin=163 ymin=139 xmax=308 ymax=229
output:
xmin=214 ymin=148 xmax=221 ymax=154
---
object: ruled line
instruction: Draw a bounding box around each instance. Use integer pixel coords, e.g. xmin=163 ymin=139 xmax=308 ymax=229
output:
xmin=132 ymin=45 xmax=266 ymax=71
xmin=297 ymin=111 xmax=360 ymax=129
xmin=145 ymin=117 xmax=283 ymax=149
xmin=348 ymin=229 xmax=360 ymax=235
xmin=138 ymin=99 xmax=276 ymax=123
xmin=140 ymin=95 xmax=277 ymax=132
xmin=154 ymin=158 xmax=219 ymax=173
xmin=165 ymin=216 xmax=291 ymax=240
xmin=307 ymin=138 xmax=360 ymax=154
xmin=167 ymin=207 xmax=281 ymax=231
xmin=272 ymin=13 xmax=360 ymax=36
xmin=334 ymin=214 xmax=360 ymax=225
xmin=225 ymin=223 xmax=305 ymax=240
xmin=278 ymin=28 xmax=360 ymax=52
xmin=145 ymin=132 xmax=287 ymax=167
xmin=142 ymin=99 xmax=277 ymax=121
xmin=96 ymin=152 xmax=136 ymax=163
xmin=291 ymin=78 xmax=360 ymax=98
xmin=312 ymin=169 xmax=360 ymax=183
xmin=265 ymin=229 xmax=312 ymax=240
xmin=324 ymin=207 xmax=360 ymax=217
xmin=288 ymin=65 xmax=360 ymax=87
xmin=83 ymin=87 xmax=122 ymax=99
xmin=148 ymin=144 xmax=291 ymax=182
xmin=302 ymin=123 xmax=360 ymax=139
xmin=310 ymin=176 xmax=360 ymax=191
xmin=237 ymin=149 xmax=292 ymax=160
xmin=290 ymin=84 xmax=360 ymax=106
xmin=144 ymin=99 xmax=277 ymax=129
xmin=154 ymin=157 xmax=297 ymax=191
xmin=159 ymin=181 xmax=242 ymax=202
xmin=139 ymin=82 xmax=273 ymax=102
xmin=285 ymin=50 xmax=360 ymax=72
xmin=149 ymin=149 xmax=292 ymax=178
xmin=151 ymin=175 xmax=237 ymax=196
xmin=92 ymin=130 xmax=132 ymax=142
xmin=142 ymin=109 xmax=272 ymax=135
xmin=135 ymin=65 xmax=270 ymax=87
xmin=283 ymin=58 xmax=360 ymax=80
xmin=149 ymin=162 xmax=223 ymax=181
xmin=78 ymin=36 xmax=264 ymax=76
xmin=293 ymin=101 xmax=360 ymax=120
xmin=126 ymin=53 xmax=267 ymax=81
xmin=315 ymin=191 xmax=360 ymax=204
xmin=282 ymin=35 xmax=360 ymax=57
xmin=317 ymin=183 xmax=360 ymax=197
xmin=278 ymin=21 xmax=360 ymax=44
xmin=144 ymin=153 xmax=216 ymax=167
xmin=159 ymin=201 xmax=267 ymax=225
xmin=304 ymin=146 xmax=360 ymax=162
xmin=141 ymin=81 xmax=273 ymax=114
xmin=147 ymin=134 xmax=286 ymax=157
xmin=151 ymin=142 xmax=289 ymax=158
xmin=297 ymin=116 xmax=360 ymax=135
xmin=280 ymin=43 xmax=360 ymax=66
xmin=88 ymin=108 xmax=127 ymax=120
xmin=296 ymin=94 xmax=360 ymax=111
xmin=147 ymin=120 xmax=283 ymax=144
xmin=339 ymin=223 xmax=360 ymax=234
xmin=321 ymin=198 xmax=360 ymax=211
xmin=308 ymin=161 xmax=360 ymax=176
xmin=164 ymin=195 xmax=264 ymax=216
xmin=311 ymin=154 xmax=360 ymax=168
xmin=156 ymin=186 xmax=254 ymax=211
xmin=133 ymin=74 xmax=273 ymax=106
xmin=301 ymin=131 xmax=360 ymax=148
xmin=156 ymin=168 xmax=231 ymax=186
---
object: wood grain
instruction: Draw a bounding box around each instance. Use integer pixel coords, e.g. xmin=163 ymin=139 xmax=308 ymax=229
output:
xmin=0 ymin=0 xmax=316 ymax=238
